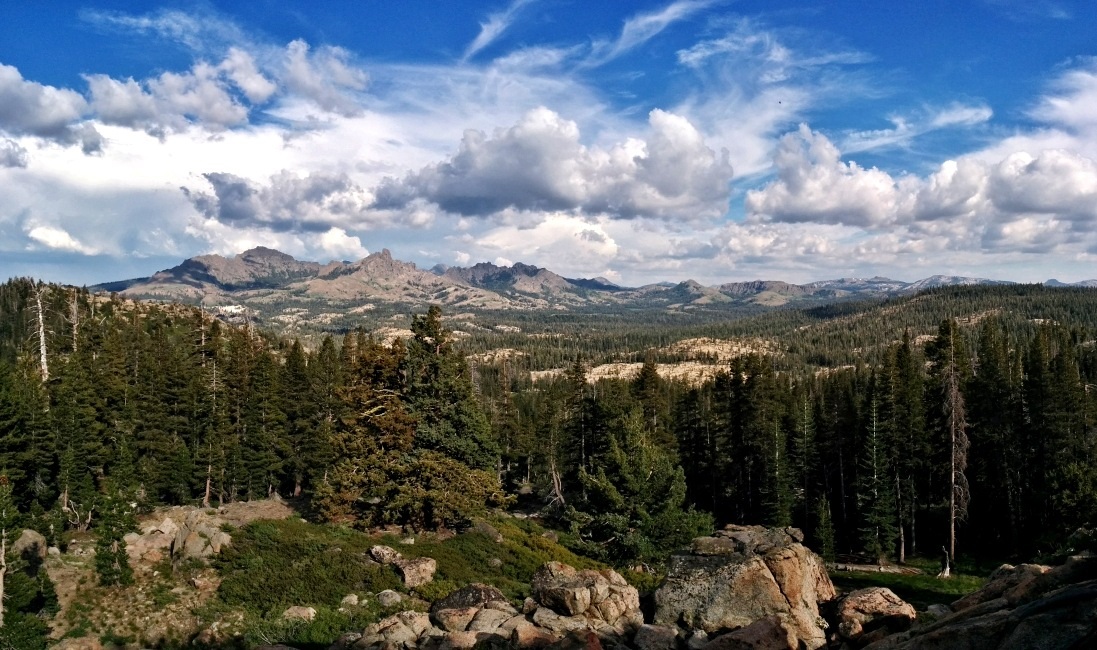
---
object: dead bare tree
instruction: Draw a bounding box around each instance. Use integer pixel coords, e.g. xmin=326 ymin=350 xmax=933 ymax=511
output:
xmin=944 ymin=330 xmax=970 ymax=564
xmin=32 ymin=283 xmax=50 ymax=382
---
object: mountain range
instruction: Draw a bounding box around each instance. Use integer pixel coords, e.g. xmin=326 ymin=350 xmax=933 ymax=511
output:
xmin=95 ymin=247 xmax=1097 ymax=315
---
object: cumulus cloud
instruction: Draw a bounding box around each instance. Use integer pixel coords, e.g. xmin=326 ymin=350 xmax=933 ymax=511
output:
xmin=747 ymin=117 xmax=1097 ymax=260
xmin=987 ymin=150 xmax=1097 ymax=222
xmin=85 ymin=50 xmax=274 ymax=134
xmin=283 ymin=40 xmax=368 ymax=117
xmin=0 ymin=63 xmax=102 ymax=151
xmin=746 ymin=124 xmax=900 ymax=227
xmin=24 ymin=224 xmax=99 ymax=255
xmin=0 ymin=139 xmax=28 ymax=168
xmin=374 ymin=107 xmax=732 ymax=220
xmin=183 ymin=170 xmax=379 ymax=233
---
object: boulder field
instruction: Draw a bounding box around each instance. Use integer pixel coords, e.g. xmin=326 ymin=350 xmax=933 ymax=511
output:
xmin=241 ymin=523 xmax=1097 ymax=650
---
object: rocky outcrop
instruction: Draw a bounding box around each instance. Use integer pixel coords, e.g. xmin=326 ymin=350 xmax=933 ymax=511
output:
xmin=334 ymin=562 xmax=642 ymax=650
xmin=654 ymin=525 xmax=835 ymax=650
xmin=123 ymin=507 xmax=236 ymax=566
xmin=370 ymin=544 xmax=438 ymax=588
xmin=864 ymin=555 xmax=1097 ymax=649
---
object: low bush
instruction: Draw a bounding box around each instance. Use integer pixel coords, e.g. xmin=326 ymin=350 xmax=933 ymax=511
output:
xmin=215 ymin=519 xmax=402 ymax=614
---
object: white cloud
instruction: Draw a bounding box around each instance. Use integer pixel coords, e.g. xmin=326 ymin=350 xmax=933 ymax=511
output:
xmin=0 ymin=63 xmax=101 ymax=151
xmin=283 ymin=40 xmax=368 ymax=117
xmin=374 ymin=107 xmax=732 ymax=220
xmin=24 ymin=224 xmax=99 ymax=255
xmin=183 ymin=169 xmax=380 ymax=232
xmin=220 ymin=47 xmax=277 ymax=104
xmin=588 ymin=0 xmax=715 ymax=66
xmin=987 ymin=150 xmax=1097 ymax=222
xmin=464 ymin=0 xmax=538 ymax=61
xmin=0 ymin=139 xmax=27 ymax=168
xmin=746 ymin=124 xmax=900 ymax=227
xmin=841 ymin=103 xmax=993 ymax=153
xmin=1028 ymin=60 xmax=1097 ymax=135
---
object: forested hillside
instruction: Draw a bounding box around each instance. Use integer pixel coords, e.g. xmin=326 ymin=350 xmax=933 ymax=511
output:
xmin=2 ymin=278 xmax=1096 ymax=583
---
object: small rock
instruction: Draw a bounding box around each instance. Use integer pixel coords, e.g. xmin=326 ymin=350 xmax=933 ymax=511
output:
xmin=434 ymin=607 xmax=480 ymax=633
xmin=342 ymin=594 xmax=360 ymax=607
xmin=191 ymin=575 xmax=219 ymax=591
xmin=47 ymin=546 xmax=61 ymax=557
xmin=472 ymin=519 xmax=505 ymax=543
xmin=485 ymin=600 xmax=519 ymax=615
xmin=281 ymin=606 xmax=317 ymax=622
xmin=431 ymin=584 xmax=510 ymax=613
xmin=370 ymin=545 xmax=402 ymax=565
xmin=442 ymin=631 xmax=479 ymax=650
xmin=512 ymin=624 xmax=558 ymax=649
xmin=402 ymin=536 xmax=416 ymax=545
xmin=397 ymin=556 xmax=438 ymax=588
xmin=331 ymin=632 xmax=362 ymax=650
xmin=377 ymin=589 xmax=403 ymax=607
xmin=490 ymin=557 xmax=503 ymax=568
xmin=926 ymin=603 xmax=952 ymax=618
xmin=468 ymin=607 xmax=513 ymax=632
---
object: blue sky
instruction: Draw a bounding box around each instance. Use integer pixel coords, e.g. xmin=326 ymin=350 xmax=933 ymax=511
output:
xmin=1 ymin=0 xmax=1096 ymax=286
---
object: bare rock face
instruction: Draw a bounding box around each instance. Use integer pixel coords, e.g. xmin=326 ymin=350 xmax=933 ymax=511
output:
xmin=865 ymin=556 xmax=1097 ymax=650
xmin=654 ymin=525 xmax=835 ymax=650
xmin=834 ymin=587 xmax=916 ymax=643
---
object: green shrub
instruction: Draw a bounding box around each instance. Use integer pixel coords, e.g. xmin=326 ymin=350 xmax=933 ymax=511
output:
xmin=215 ymin=519 xmax=402 ymax=613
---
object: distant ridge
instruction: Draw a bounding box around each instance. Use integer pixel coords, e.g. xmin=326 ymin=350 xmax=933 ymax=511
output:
xmin=94 ymin=247 xmax=1095 ymax=314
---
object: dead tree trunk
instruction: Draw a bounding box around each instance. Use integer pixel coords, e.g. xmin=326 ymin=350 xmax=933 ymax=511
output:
xmin=33 ymin=284 xmax=49 ymax=382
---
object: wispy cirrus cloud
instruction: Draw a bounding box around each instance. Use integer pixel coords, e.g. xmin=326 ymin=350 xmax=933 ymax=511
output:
xmin=840 ymin=103 xmax=993 ymax=153
xmin=463 ymin=0 xmax=539 ymax=62
xmin=586 ymin=0 xmax=717 ymax=67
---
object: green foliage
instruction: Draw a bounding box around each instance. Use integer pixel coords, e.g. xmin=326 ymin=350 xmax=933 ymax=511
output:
xmin=215 ymin=519 xmax=402 ymax=614
xmin=387 ymin=517 xmax=604 ymax=601
xmin=94 ymin=485 xmax=137 ymax=586
xmin=0 ymin=611 xmax=50 ymax=650
xmin=830 ymin=565 xmax=984 ymax=611
xmin=566 ymin=409 xmax=713 ymax=564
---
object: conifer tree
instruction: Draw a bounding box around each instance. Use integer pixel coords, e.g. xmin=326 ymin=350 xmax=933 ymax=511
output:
xmin=859 ymin=375 xmax=898 ymax=563
xmin=405 ymin=306 xmax=498 ymax=471
xmin=94 ymin=482 xmax=136 ymax=586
